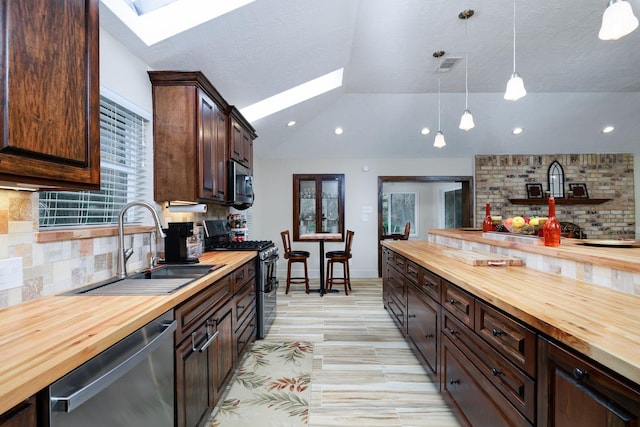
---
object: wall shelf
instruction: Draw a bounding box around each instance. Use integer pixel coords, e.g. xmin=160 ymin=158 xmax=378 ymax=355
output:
xmin=508 ymin=198 xmax=612 ymax=206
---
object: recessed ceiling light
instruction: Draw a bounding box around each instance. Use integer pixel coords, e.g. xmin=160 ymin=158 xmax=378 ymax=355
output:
xmin=334 ymin=127 xmax=344 ymax=135
xmin=421 ymin=128 xmax=431 ymax=135
xmin=286 ymin=121 xmax=296 ymax=127
xmin=602 ymin=125 xmax=615 ymax=134
xmin=512 ymin=127 xmax=524 ymax=135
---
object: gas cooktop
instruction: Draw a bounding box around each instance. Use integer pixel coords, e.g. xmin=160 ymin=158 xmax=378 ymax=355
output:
xmin=207 ymin=240 xmax=274 ymax=251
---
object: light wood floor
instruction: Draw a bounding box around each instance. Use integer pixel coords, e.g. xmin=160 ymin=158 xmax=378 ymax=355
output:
xmin=264 ymin=278 xmax=462 ymax=427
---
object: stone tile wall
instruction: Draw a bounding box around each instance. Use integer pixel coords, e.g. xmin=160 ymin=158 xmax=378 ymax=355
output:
xmin=0 ymin=190 xmax=228 ymax=309
xmin=475 ymin=154 xmax=635 ymax=239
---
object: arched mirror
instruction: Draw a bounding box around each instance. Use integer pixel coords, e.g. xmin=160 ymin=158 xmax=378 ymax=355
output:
xmin=548 ymin=161 xmax=565 ymax=198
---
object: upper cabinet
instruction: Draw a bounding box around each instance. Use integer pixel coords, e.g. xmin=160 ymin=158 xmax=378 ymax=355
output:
xmin=149 ymin=71 xmax=255 ymax=205
xmin=229 ymin=107 xmax=256 ymax=170
xmin=149 ymin=71 xmax=230 ymax=204
xmin=0 ymin=0 xmax=100 ymax=190
xmin=293 ymin=174 xmax=345 ymax=241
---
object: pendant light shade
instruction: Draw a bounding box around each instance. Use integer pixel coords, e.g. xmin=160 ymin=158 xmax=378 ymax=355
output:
xmin=459 ymin=9 xmax=475 ymax=131
xmin=504 ymin=72 xmax=527 ymax=101
xmin=459 ymin=110 xmax=475 ymax=131
xmin=599 ymin=0 xmax=639 ymax=40
xmin=504 ymin=0 xmax=526 ymax=101
xmin=433 ymin=131 xmax=446 ymax=149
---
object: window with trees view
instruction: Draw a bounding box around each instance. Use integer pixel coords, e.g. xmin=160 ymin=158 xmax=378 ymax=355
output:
xmin=382 ymin=192 xmax=415 ymax=235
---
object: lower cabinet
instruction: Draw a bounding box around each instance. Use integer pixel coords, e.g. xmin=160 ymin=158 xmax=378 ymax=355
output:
xmin=0 ymin=397 xmax=37 ymax=427
xmin=538 ymin=337 xmax=640 ymax=427
xmin=407 ymin=285 xmax=438 ymax=375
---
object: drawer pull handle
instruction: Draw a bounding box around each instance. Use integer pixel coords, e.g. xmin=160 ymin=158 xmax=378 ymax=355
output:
xmin=492 ymin=328 xmax=504 ymax=337
xmin=425 ymin=333 xmax=434 ymax=339
xmin=491 ymin=368 xmax=503 ymax=377
xmin=408 ymin=314 xmax=416 ymax=319
xmin=237 ymin=304 xmax=245 ymax=310
xmin=449 ymin=379 xmax=460 ymax=385
xmin=573 ymin=368 xmax=588 ymax=381
xmin=448 ymin=328 xmax=458 ymax=336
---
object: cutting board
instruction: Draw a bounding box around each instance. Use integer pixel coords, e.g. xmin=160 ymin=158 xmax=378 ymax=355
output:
xmin=442 ymin=249 xmax=524 ymax=266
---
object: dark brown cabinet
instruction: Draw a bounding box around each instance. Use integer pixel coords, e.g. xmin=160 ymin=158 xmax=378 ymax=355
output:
xmin=0 ymin=396 xmax=36 ymax=427
xmin=0 ymin=0 xmax=100 ymax=190
xmin=149 ymin=71 xmax=229 ymax=204
xmin=229 ymin=107 xmax=255 ymax=170
xmin=538 ymin=337 xmax=640 ymax=427
xmin=407 ymin=284 xmax=438 ymax=375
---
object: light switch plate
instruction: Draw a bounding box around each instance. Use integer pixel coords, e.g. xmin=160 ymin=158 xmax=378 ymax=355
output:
xmin=0 ymin=258 xmax=23 ymax=291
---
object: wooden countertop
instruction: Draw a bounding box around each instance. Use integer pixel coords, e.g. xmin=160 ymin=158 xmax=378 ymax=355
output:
xmin=382 ymin=240 xmax=640 ymax=387
xmin=429 ymin=228 xmax=640 ymax=273
xmin=0 ymin=251 xmax=256 ymax=414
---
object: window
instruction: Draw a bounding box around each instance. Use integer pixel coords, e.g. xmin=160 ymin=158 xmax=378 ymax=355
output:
xmin=382 ymin=192 xmax=416 ymax=235
xmin=39 ymin=94 xmax=149 ymax=228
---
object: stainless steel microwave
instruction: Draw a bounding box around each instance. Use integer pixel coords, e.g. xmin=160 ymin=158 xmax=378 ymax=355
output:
xmin=228 ymin=160 xmax=254 ymax=207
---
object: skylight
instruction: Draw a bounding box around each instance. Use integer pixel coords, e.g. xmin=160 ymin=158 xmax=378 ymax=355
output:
xmin=241 ymin=69 xmax=344 ymax=123
xmin=102 ymin=0 xmax=256 ymax=46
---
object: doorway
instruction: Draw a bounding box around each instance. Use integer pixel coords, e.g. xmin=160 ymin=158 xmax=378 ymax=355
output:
xmin=377 ymin=176 xmax=474 ymax=276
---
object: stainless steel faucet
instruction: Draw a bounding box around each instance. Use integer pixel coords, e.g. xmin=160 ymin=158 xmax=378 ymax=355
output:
xmin=118 ymin=201 xmax=166 ymax=278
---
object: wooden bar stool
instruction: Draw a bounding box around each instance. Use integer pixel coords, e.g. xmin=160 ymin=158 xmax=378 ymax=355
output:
xmin=280 ymin=230 xmax=310 ymax=294
xmin=325 ymin=230 xmax=354 ymax=295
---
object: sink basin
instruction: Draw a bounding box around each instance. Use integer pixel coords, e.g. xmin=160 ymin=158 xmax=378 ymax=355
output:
xmin=66 ymin=264 xmax=224 ymax=296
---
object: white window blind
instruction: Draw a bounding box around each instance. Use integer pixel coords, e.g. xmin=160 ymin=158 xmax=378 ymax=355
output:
xmin=39 ymin=96 xmax=148 ymax=228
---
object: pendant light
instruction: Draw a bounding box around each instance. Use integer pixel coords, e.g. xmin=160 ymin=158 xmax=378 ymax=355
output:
xmin=459 ymin=9 xmax=475 ymax=131
xmin=599 ymin=0 xmax=639 ymax=40
xmin=432 ymin=51 xmax=446 ymax=149
xmin=504 ymin=0 xmax=526 ymax=101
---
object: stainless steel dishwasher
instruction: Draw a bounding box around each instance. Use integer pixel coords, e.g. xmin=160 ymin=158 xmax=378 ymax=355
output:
xmin=49 ymin=310 xmax=176 ymax=427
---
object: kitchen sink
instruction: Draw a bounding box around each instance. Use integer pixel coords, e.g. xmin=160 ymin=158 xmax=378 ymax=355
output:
xmin=65 ymin=264 xmax=224 ymax=296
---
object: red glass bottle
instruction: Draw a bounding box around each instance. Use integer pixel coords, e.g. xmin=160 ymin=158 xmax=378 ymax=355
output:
xmin=543 ymin=197 xmax=561 ymax=247
xmin=482 ymin=202 xmax=494 ymax=232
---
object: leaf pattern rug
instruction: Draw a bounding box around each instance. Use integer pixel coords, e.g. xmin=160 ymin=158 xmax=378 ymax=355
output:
xmin=211 ymin=341 xmax=313 ymax=426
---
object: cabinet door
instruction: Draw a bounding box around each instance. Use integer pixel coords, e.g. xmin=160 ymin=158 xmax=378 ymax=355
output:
xmin=199 ymin=90 xmax=216 ymax=200
xmin=176 ymin=323 xmax=212 ymax=427
xmin=210 ymin=302 xmax=235 ymax=404
xmin=0 ymin=397 xmax=37 ymax=427
xmin=229 ymin=119 xmax=244 ymax=164
xmin=538 ymin=337 xmax=640 ymax=427
xmin=0 ymin=0 xmax=100 ymax=189
xmin=213 ymin=107 xmax=227 ymax=201
xmin=407 ymin=285 xmax=439 ymax=375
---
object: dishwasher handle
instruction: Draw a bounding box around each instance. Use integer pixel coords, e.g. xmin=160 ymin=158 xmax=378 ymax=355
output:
xmin=51 ymin=319 xmax=177 ymax=413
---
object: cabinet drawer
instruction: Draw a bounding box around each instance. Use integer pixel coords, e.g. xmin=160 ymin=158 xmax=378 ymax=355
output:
xmin=418 ymin=268 xmax=441 ymax=302
xmin=443 ymin=313 xmax=535 ymax=423
xmin=442 ymin=280 xmax=474 ymax=328
xmin=405 ymin=260 xmax=420 ymax=285
xmin=234 ymin=280 xmax=256 ymax=329
xmin=387 ymin=289 xmax=407 ymax=334
xmin=392 ymin=253 xmax=407 ymax=273
xmin=235 ymin=307 xmax=257 ymax=359
xmin=407 ymin=286 xmax=438 ymax=375
xmin=175 ymin=274 xmax=233 ymax=341
xmin=232 ymin=260 xmax=256 ymax=293
xmin=442 ymin=336 xmax=532 ymax=427
xmin=476 ymin=301 xmax=537 ymax=378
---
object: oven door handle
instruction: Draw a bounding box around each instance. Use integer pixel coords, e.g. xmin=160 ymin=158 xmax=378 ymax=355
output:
xmin=51 ymin=320 xmax=177 ymax=413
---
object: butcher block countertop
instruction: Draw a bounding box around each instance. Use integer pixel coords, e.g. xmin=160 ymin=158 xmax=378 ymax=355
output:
xmin=382 ymin=239 xmax=640 ymax=387
xmin=429 ymin=228 xmax=640 ymax=273
xmin=0 ymin=251 xmax=256 ymax=415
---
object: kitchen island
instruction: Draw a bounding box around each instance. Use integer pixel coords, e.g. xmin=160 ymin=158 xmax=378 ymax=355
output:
xmin=0 ymin=250 xmax=255 ymax=418
xmin=382 ymin=236 xmax=640 ymax=426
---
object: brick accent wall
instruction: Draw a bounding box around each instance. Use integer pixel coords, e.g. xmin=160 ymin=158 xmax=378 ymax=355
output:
xmin=475 ymin=154 xmax=635 ymax=239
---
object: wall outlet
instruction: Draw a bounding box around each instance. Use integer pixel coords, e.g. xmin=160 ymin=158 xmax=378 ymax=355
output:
xmin=0 ymin=258 xmax=23 ymax=291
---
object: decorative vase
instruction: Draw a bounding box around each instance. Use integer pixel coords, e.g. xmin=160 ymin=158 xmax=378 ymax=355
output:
xmin=543 ymin=197 xmax=561 ymax=247
xmin=482 ymin=202 xmax=494 ymax=232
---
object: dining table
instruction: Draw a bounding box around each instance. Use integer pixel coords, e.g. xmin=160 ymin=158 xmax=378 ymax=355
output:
xmin=299 ymin=232 xmax=343 ymax=296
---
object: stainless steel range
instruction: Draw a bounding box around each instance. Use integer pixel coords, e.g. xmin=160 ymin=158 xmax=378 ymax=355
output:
xmin=203 ymin=220 xmax=278 ymax=339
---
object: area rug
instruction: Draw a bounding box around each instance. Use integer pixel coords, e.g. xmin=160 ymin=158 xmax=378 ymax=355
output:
xmin=210 ymin=341 xmax=313 ymax=426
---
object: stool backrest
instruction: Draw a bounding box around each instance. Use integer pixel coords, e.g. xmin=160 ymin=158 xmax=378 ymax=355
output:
xmin=345 ymin=230 xmax=355 ymax=254
xmin=402 ymin=222 xmax=410 ymax=240
xmin=280 ymin=230 xmax=292 ymax=257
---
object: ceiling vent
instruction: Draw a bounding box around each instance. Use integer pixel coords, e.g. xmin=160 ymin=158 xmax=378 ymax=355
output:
xmin=436 ymin=56 xmax=462 ymax=72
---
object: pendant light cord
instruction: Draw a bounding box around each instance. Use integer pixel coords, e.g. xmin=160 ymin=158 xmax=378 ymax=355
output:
xmin=464 ymin=18 xmax=469 ymax=109
xmin=438 ymin=77 xmax=441 ymax=130
xmin=512 ymin=0 xmax=517 ymax=73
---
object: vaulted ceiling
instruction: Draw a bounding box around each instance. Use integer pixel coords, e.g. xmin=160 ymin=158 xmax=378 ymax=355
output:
xmin=100 ymin=0 xmax=640 ymax=159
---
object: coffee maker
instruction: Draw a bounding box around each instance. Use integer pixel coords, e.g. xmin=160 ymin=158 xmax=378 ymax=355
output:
xmin=163 ymin=222 xmax=199 ymax=264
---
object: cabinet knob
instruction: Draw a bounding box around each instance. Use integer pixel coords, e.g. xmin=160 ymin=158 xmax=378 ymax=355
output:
xmin=491 ymin=328 xmax=503 ymax=337
xmin=448 ymin=328 xmax=458 ymax=336
xmin=491 ymin=368 xmax=503 ymax=377
xmin=573 ymin=368 xmax=588 ymax=381
xmin=448 ymin=298 xmax=459 ymax=305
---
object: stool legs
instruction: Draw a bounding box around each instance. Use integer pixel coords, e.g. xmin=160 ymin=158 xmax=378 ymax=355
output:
xmin=285 ymin=258 xmax=310 ymax=294
xmin=325 ymin=258 xmax=350 ymax=295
